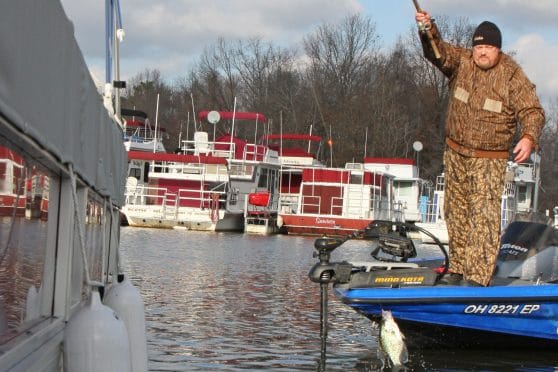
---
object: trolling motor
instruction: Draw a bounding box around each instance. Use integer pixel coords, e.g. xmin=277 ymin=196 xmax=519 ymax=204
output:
xmin=308 ymin=221 xmax=450 ymax=369
xmin=308 ymin=236 xmax=353 ymax=370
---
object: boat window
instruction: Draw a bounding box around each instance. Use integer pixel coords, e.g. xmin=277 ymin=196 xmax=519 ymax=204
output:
xmin=0 ymin=138 xmax=55 ymax=345
xmin=143 ymin=162 xmax=150 ymax=183
xmin=395 ymin=181 xmax=413 ymax=197
xmin=350 ymin=174 xmax=363 ymax=184
xmin=129 ymin=167 xmax=141 ymax=180
xmin=517 ymin=185 xmax=528 ymax=204
xmin=258 ymin=168 xmax=268 ymax=187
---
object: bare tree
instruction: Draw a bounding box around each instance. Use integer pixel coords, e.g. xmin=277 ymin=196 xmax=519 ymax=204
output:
xmin=302 ymin=14 xmax=382 ymax=165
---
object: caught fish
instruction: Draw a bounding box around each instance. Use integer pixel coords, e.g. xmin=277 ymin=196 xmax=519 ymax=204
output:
xmin=379 ymin=310 xmax=408 ymax=367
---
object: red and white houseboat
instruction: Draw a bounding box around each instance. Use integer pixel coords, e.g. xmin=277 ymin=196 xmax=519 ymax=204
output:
xmin=0 ymin=146 xmax=26 ymax=217
xmin=121 ymin=111 xmax=281 ymax=232
xmin=0 ymin=146 xmax=49 ymax=219
xmin=277 ymin=165 xmax=397 ymax=236
xmin=260 ymin=133 xmax=326 ymax=217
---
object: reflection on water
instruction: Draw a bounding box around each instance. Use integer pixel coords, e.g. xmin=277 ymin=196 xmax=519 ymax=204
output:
xmin=0 ymin=217 xmax=48 ymax=343
xmin=120 ymin=228 xmax=558 ymax=371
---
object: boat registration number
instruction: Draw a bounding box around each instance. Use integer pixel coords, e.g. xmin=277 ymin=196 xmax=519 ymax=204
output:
xmin=463 ymin=304 xmax=540 ymax=315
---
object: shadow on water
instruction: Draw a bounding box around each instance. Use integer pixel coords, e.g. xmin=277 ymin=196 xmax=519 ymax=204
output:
xmin=119 ymin=228 xmax=558 ymax=371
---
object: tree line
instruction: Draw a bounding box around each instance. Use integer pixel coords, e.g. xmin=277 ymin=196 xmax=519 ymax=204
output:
xmin=120 ymin=14 xmax=558 ymax=214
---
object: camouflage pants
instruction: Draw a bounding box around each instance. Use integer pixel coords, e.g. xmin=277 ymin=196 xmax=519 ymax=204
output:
xmin=444 ymin=148 xmax=507 ymax=286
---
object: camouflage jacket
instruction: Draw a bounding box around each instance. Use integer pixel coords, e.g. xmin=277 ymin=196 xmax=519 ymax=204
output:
xmin=420 ymin=23 xmax=545 ymax=152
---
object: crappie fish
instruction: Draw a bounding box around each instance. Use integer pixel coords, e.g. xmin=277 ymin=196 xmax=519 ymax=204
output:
xmin=380 ymin=310 xmax=408 ymax=367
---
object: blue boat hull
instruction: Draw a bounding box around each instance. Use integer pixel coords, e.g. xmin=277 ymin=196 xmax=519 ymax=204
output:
xmin=334 ymin=284 xmax=558 ymax=347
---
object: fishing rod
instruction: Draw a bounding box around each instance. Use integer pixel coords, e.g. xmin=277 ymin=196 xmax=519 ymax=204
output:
xmin=412 ymin=0 xmax=441 ymax=59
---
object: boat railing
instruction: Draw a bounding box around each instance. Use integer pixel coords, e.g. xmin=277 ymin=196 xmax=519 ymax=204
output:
xmin=151 ymin=162 xmax=204 ymax=175
xmin=149 ymin=162 xmax=229 ymax=181
xmin=435 ymin=174 xmax=445 ymax=192
xmin=330 ymin=196 xmax=344 ymax=216
xmin=123 ymin=126 xmax=157 ymax=142
xmin=300 ymin=195 xmax=320 ymax=214
xmin=180 ymin=138 xmax=237 ymax=159
xmin=279 ymin=194 xmax=299 ymax=214
xmin=243 ymin=144 xmax=268 ymax=162
xmin=419 ymin=199 xmax=444 ymax=223
xmin=124 ymin=184 xmax=166 ymax=206
xmin=176 ymin=188 xmax=226 ymax=210
xmin=370 ymin=196 xmax=399 ymax=221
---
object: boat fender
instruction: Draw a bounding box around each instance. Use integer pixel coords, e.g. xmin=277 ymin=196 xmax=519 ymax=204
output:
xmin=104 ymin=275 xmax=148 ymax=372
xmin=24 ymin=285 xmax=41 ymax=322
xmin=277 ymin=215 xmax=283 ymax=228
xmin=64 ymin=288 xmax=131 ymax=372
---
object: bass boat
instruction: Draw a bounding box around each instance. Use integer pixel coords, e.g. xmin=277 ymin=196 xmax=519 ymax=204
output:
xmin=309 ymin=218 xmax=558 ymax=349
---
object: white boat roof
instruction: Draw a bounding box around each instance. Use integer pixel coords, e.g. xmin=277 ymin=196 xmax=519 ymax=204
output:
xmin=0 ymin=2 xmax=127 ymax=205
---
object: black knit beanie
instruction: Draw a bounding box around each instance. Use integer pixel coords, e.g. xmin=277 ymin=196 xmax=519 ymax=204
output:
xmin=472 ymin=21 xmax=502 ymax=49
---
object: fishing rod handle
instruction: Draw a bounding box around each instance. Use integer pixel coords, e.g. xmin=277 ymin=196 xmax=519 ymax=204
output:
xmin=412 ymin=0 xmax=442 ymax=59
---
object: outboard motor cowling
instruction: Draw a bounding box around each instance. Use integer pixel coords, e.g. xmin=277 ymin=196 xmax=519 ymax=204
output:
xmin=496 ymin=221 xmax=558 ymax=281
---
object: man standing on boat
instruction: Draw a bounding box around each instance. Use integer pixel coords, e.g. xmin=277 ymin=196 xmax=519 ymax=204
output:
xmin=414 ymin=11 xmax=545 ymax=286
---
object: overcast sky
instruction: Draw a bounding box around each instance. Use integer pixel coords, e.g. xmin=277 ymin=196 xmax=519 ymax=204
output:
xmin=60 ymin=0 xmax=558 ymax=105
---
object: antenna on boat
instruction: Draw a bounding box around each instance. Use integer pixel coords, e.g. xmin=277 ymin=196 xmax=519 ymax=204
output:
xmin=178 ymin=117 xmax=183 ymax=148
xmin=280 ymin=111 xmax=283 ymax=160
xmin=413 ymin=141 xmax=423 ymax=178
xmin=185 ymin=111 xmax=190 ymax=149
xmin=153 ymin=93 xmax=160 ymax=153
xmin=190 ymin=93 xmax=198 ymax=131
xmin=230 ymin=97 xmax=237 ymax=156
xmin=307 ymin=124 xmax=313 ymax=153
xmin=105 ymin=0 xmax=125 ymax=125
xmin=364 ymin=127 xmax=368 ymax=158
xmin=328 ymin=125 xmax=333 ymax=167
xmin=254 ymin=113 xmax=259 ymax=146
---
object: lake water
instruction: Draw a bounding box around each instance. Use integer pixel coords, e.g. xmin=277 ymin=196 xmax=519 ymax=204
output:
xmin=119 ymin=227 xmax=558 ymax=371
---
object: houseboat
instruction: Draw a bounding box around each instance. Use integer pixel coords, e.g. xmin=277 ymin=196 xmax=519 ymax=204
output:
xmin=278 ymin=165 xmax=397 ymax=236
xmin=122 ymin=111 xmax=281 ymax=232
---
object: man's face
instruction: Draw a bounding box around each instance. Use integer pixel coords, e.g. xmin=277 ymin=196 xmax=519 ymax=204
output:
xmin=473 ymin=45 xmax=501 ymax=70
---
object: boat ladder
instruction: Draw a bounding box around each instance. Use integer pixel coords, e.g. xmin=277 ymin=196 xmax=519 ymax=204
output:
xmin=163 ymin=192 xmax=178 ymax=220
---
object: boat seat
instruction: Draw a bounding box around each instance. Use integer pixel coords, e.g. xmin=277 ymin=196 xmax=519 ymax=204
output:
xmin=194 ymin=131 xmax=211 ymax=155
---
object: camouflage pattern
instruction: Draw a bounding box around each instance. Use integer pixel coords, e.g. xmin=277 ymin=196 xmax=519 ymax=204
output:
xmin=418 ymin=22 xmax=546 ymax=286
xmin=422 ymin=24 xmax=545 ymax=151
xmin=444 ymin=148 xmax=507 ymax=286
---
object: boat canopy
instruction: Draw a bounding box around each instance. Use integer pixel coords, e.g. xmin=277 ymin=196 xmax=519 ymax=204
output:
xmin=0 ymin=2 xmax=127 ymax=205
xmin=121 ymin=108 xmax=148 ymax=119
xmin=198 ymin=111 xmax=267 ymax=123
